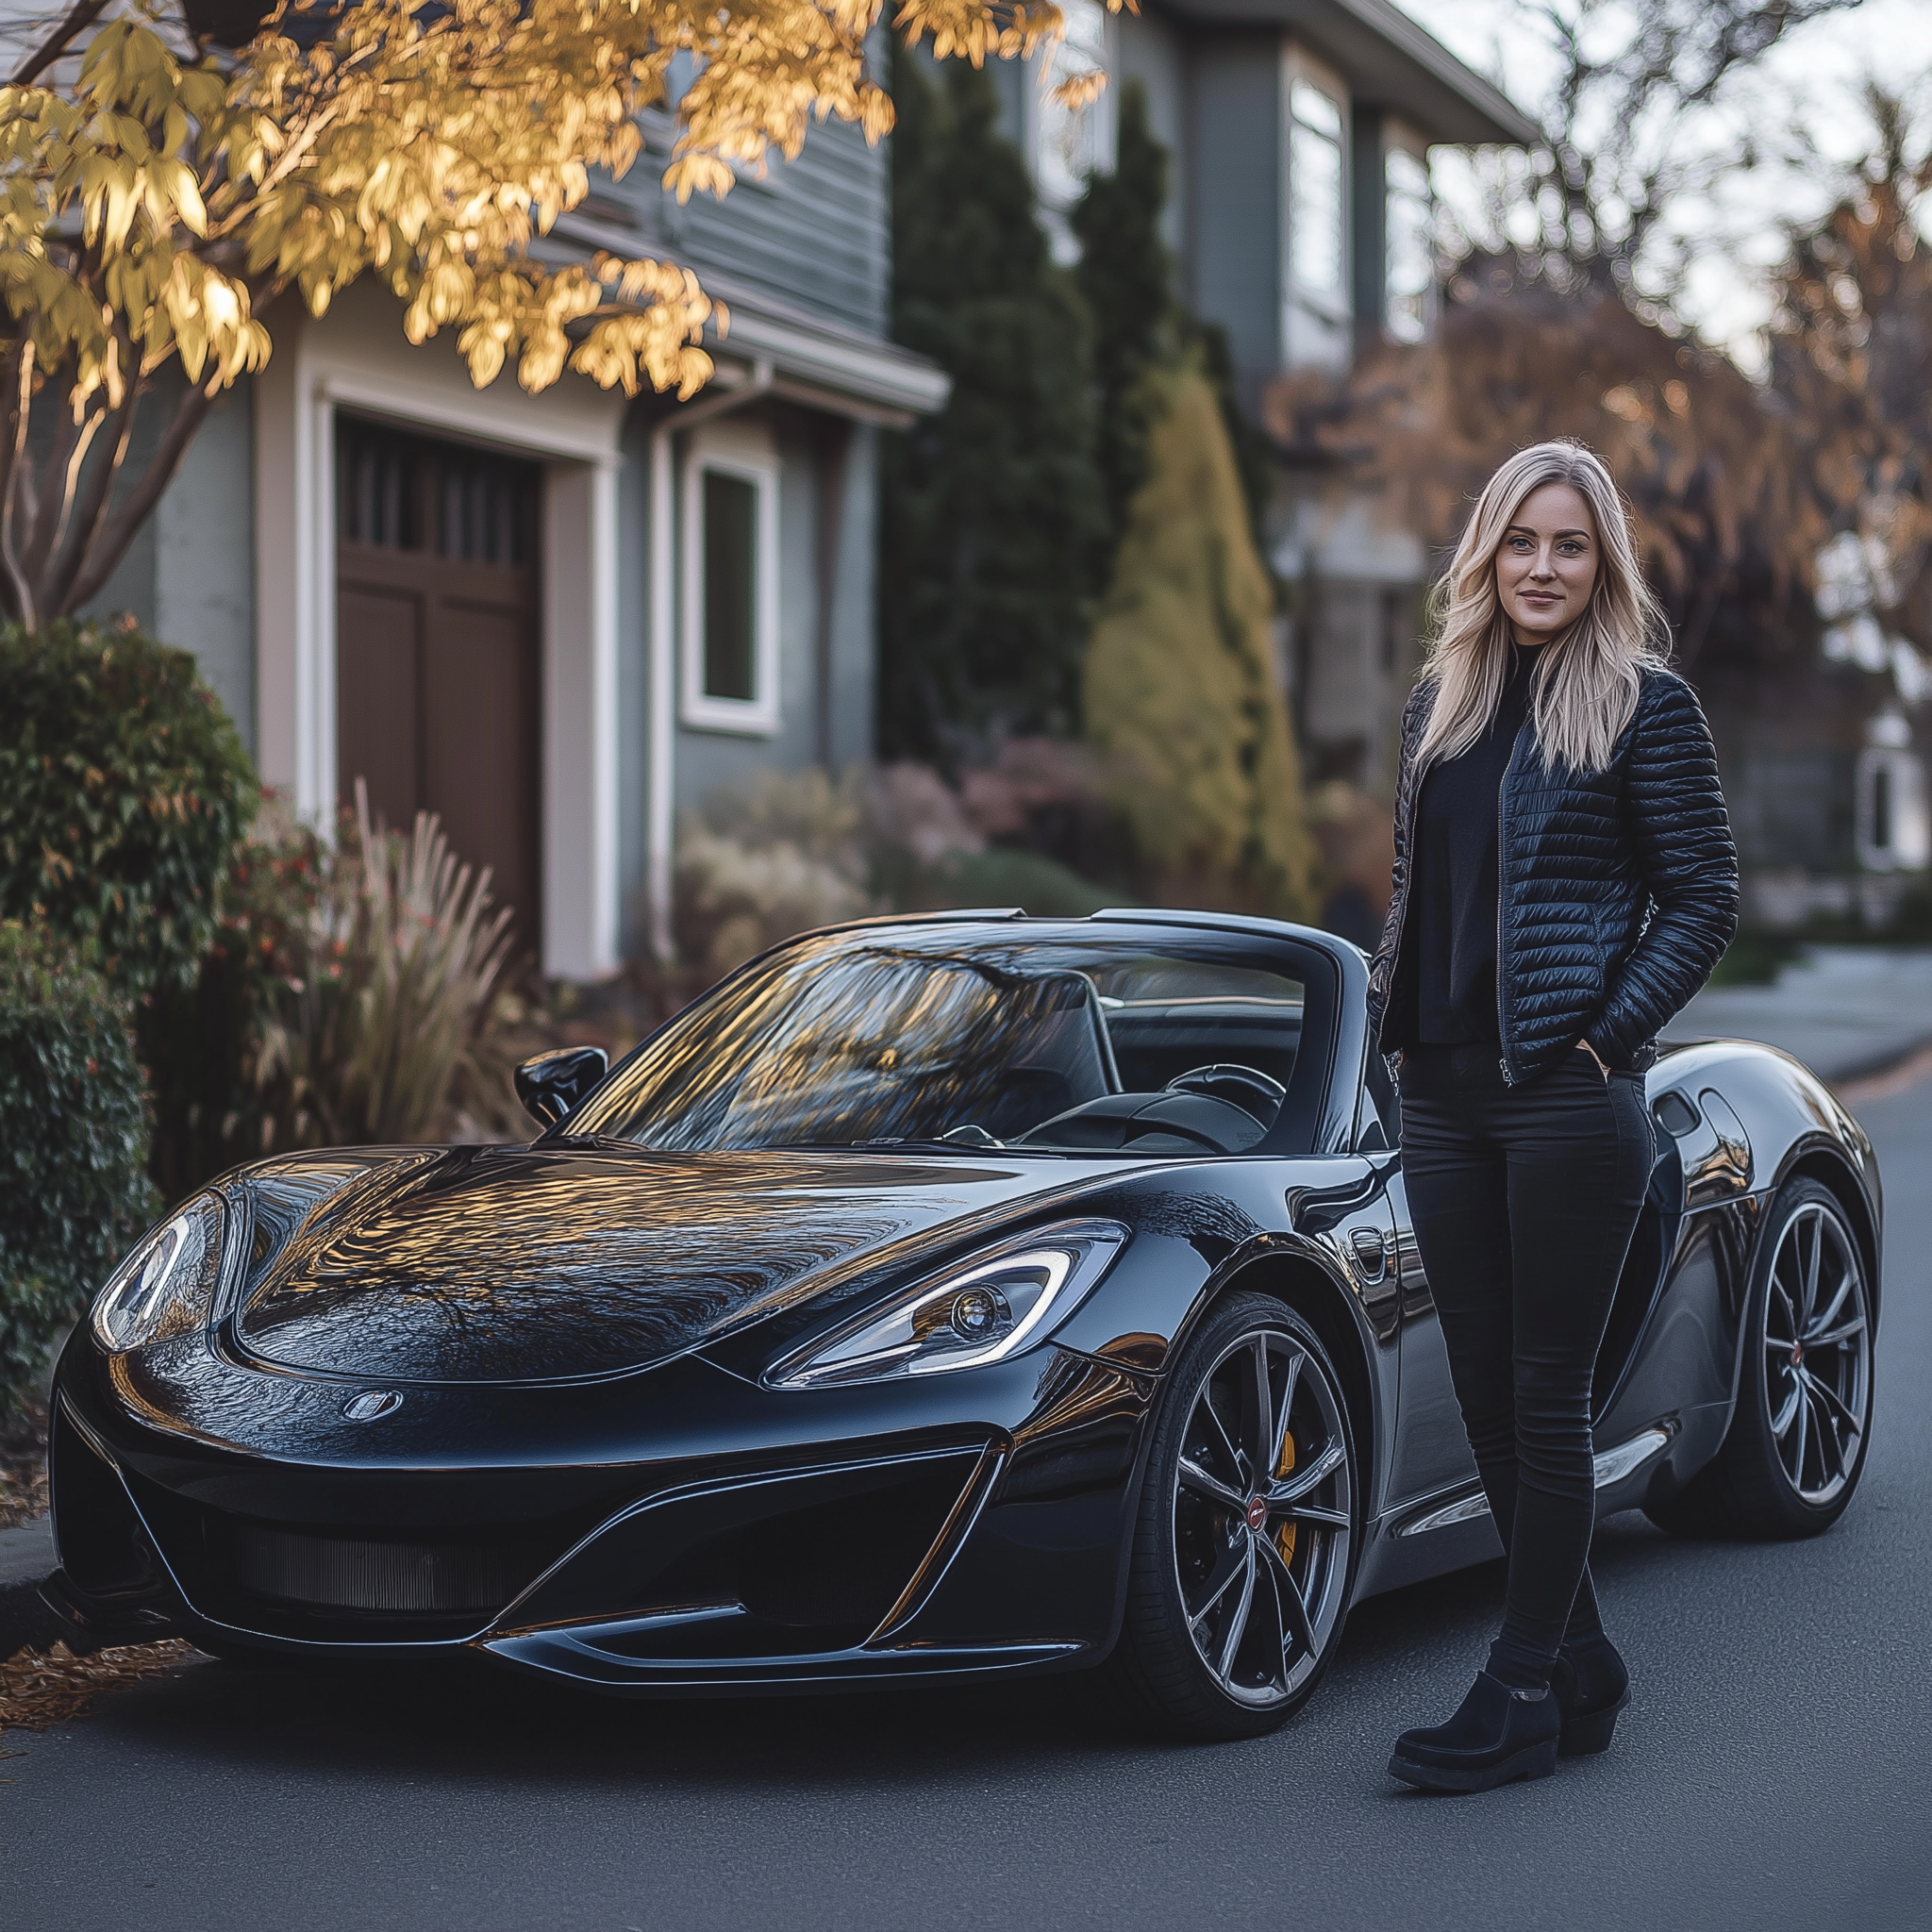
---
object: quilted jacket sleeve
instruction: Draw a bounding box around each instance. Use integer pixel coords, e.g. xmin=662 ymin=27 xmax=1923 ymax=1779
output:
xmin=1585 ymin=673 xmax=1740 ymax=1066
xmin=1366 ymin=684 xmax=1430 ymax=1041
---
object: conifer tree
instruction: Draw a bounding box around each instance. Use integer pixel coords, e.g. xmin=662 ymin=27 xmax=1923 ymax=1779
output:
xmin=1071 ymin=80 xmax=1175 ymax=542
xmin=880 ymin=49 xmax=1108 ymax=760
xmin=1085 ymin=366 xmax=1315 ymax=916
xmin=1072 ymin=84 xmax=1274 ymax=558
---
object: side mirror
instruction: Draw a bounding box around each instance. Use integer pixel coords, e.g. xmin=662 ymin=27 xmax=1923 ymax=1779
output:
xmin=515 ymin=1046 xmax=609 ymax=1129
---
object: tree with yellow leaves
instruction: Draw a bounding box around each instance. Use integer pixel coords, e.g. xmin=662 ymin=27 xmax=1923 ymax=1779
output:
xmin=0 ymin=0 xmax=1111 ymax=628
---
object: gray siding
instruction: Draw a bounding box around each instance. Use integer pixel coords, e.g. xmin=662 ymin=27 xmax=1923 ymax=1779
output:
xmin=157 ymin=382 xmax=256 ymax=754
xmin=1186 ymin=33 xmax=1282 ymax=397
xmin=615 ymin=406 xmax=655 ymax=959
xmin=598 ymin=86 xmax=890 ymax=337
xmin=825 ymin=423 xmax=878 ymax=771
xmin=985 ymin=48 xmax=1027 ymax=148
xmin=611 ymin=404 xmax=878 ymax=959
xmin=76 ymin=369 xmax=257 ymax=758
xmin=663 ymin=410 xmax=879 ymax=777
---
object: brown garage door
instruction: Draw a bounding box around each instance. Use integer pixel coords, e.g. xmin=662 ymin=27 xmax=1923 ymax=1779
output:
xmin=336 ymin=416 xmax=542 ymax=956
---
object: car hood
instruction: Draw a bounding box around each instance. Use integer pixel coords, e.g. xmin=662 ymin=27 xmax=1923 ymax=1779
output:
xmin=233 ymin=1141 xmax=1127 ymax=1384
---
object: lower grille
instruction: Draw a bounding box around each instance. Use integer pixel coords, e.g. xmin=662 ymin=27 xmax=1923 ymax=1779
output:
xmin=234 ymin=1527 xmax=525 ymax=1613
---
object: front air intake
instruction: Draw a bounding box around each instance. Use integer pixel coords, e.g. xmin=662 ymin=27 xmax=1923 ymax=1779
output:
xmin=233 ymin=1527 xmax=526 ymax=1613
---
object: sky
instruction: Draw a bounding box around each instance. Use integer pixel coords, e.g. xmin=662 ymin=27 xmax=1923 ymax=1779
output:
xmin=1394 ymin=0 xmax=1932 ymax=370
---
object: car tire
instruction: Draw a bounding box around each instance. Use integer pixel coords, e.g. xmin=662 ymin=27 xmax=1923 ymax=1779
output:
xmin=1645 ymin=1176 xmax=1874 ymax=1540
xmin=1107 ymin=1291 xmax=1361 ymax=1740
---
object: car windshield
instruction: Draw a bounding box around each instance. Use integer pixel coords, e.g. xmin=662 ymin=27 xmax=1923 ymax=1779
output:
xmin=566 ymin=923 xmax=1327 ymax=1157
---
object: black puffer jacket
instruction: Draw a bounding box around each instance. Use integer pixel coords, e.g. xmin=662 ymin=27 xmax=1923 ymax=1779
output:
xmin=1368 ymin=665 xmax=1740 ymax=1083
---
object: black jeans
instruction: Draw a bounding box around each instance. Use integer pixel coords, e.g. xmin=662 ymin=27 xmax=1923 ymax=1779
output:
xmin=1399 ymin=1042 xmax=1654 ymax=1682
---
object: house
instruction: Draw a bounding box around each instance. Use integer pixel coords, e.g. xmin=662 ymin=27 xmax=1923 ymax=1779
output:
xmin=985 ymin=0 xmax=1536 ymax=797
xmin=85 ymin=75 xmax=947 ymax=980
xmin=85 ymin=2 xmax=1532 ymax=983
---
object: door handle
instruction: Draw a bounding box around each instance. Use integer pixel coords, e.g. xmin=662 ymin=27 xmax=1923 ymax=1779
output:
xmin=1349 ymin=1226 xmax=1388 ymax=1282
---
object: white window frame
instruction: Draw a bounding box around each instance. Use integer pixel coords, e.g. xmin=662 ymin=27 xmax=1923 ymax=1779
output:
xmin=1383 ymin=133 xmax=1437 ymax=344
xmin=680 ymin=427 xmax=781 ymax=736
xmin=1283 ymin=67 xmax=1349 ymax=319
xmin=1857 ymin=745 xmax=1931 ymax=872
xmin=1029 ymin=0 xmax=1117 ymax=213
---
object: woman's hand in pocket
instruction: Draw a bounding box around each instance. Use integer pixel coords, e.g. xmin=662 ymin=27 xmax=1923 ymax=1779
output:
xmin=1575 ymin=1038 xmax=1610 ymax=1079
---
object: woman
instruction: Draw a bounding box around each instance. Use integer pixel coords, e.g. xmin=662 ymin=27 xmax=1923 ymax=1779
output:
xmin=1369 ymin=441 xmax=1738 ymax=1794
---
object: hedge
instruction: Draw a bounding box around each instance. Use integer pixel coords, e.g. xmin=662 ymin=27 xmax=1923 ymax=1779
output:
xmin=0 ymin=923 xmax=156 ymax=1411
xmin=0 ymin=619 xmax=257 ymax=999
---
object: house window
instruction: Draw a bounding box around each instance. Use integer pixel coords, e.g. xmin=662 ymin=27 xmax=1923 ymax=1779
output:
xmin=1385 ymin=146 xmax=1434 ymax=343
xmin=702 ymin=471 xmax=758 ymax=702
xmin=1857 ymin=746 xmax=1930 ymax=871
xmin=1034 ymin=0 xmax=1114 ymax=206
xmin=682 ymin=431 xmax=780 ymax=734
xmin=1288 ymin=78 xmax=1345 ymax=300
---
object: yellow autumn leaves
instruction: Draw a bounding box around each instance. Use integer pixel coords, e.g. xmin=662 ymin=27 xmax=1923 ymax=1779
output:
xmin=1 ymin=0 xmax=1125 ymax=415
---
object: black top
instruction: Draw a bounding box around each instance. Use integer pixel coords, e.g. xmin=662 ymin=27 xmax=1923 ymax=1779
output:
xmin=1412 ymin=648 xmax=1540 ymax=1044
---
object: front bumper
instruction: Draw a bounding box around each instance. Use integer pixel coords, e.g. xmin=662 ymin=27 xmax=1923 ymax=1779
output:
xmin=46 ymin=1329 xmax=1157 ymax=1692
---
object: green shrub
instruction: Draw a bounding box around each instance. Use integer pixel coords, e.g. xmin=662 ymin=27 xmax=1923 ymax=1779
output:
xmin=0 ymin=923 xmax=156 ymax=1411
xmin=879 ymin=845 xmax=1116 ymax=918
xmin=676 ymin=769 xmax=874 ymax=974
xmin=0 ymin=619 xmax=257 ymax=998
xmin=1084 ymin=366 xmax=1318 ymax=919
xmin=140 ymin=798 xmax=330 ymax=1199
xmin=880 ymin=48 xmax=1108 ymax=758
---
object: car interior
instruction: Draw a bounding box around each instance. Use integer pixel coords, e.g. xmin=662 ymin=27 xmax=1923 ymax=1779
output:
xmin=575 ymin=922 xmax=1336 ymax=1158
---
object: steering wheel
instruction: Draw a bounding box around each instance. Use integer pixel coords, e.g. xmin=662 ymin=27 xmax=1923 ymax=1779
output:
xmin=1165 ymin=1063 xmax=1287 ymax=1127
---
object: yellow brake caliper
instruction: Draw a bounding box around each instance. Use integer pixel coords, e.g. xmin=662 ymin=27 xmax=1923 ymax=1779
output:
xmin=1274 ymin=1426 xmax=1297 ymax=1569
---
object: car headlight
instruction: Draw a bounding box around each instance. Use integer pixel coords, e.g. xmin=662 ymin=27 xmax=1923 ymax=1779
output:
xmin=765 ymin=1219 xmax=1127 ymax=1391
xmin=91 ymin=1193 xmax=227 ymax=1353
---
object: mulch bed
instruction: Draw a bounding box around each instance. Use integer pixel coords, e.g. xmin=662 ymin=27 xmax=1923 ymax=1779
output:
xmin=0 ymin=1640 xmax=196 ymax=1742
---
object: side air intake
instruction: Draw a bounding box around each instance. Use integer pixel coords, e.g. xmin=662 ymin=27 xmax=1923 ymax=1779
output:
xmin=233 ymin=1527 xmax=531 ymax=1613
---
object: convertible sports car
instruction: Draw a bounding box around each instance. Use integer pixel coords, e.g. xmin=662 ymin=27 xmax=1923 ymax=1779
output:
xmin=46 ymin=910 xmax=1881 ymax=1738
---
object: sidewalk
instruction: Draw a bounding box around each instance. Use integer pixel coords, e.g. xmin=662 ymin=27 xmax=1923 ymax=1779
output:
xmin=1663 ymin=945 xmax=1932 ymax=1086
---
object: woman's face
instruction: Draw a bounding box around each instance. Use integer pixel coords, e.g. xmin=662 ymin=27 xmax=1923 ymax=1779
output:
xmin=1495 ymin=481 xmax=1600 ymax=644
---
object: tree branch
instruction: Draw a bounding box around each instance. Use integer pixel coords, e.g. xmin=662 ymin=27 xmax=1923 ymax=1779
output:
xmin=60 ymin=374 xmax=218 ymax=614
xmin=19 ymin=391 xmax=92 ymax=587
xmin=0 ymin=342 xmax=41 ymax=629
xmin=10 ymin=0 xmax=113 ymax=87
xmin=41 ymin=335 xmax=142 ymax=616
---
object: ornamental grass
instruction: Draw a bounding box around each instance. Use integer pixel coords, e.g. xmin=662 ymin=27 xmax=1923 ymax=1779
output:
xmin=248 ymin=784 xmax=520 ymax=1150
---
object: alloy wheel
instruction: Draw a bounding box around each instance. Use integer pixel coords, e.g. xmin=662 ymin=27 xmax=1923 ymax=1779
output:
xmin=1761 ymin=1198 xmax=1871 ymax=1507
xmin=1171 ymin=1327 xmax=1354 ymax=1707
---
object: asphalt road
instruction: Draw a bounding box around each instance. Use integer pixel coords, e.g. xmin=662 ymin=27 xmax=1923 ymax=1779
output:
xmin=6 ymin=1081 xmax=1932 ymax=1932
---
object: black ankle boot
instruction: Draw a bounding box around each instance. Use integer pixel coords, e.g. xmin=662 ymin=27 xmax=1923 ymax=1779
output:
xmin=1388 ymin=1672 xmax=1562 ymax=1793
xmin=1550 ymin=1634 xmax=1631 ymax=1757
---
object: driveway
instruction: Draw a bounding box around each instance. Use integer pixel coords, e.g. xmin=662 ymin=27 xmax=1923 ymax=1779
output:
xmin=5 ymin=1074 xmax=1930 ymax=1932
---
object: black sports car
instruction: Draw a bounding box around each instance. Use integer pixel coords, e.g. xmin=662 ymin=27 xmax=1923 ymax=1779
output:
xmin=46 ymin=911 xmax=1881 ymax=1739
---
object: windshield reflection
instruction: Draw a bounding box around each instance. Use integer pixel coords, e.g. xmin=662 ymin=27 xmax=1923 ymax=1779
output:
xmin=569 ymin=926 xmax=1311 ymax=1158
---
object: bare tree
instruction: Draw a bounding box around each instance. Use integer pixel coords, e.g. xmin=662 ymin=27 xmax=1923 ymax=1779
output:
xmin=1769 ymin=86 xmax=1932 ymax=660
xmin=1443 ymin=0 xmax=1861 ymax=314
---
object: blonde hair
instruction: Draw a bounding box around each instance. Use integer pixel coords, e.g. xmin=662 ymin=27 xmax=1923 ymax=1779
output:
xmin=1415 ymin=441 xmax=1671 ymax=775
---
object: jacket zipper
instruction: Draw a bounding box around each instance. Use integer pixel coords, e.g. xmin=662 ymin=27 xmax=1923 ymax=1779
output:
xmin=1495 ymin=714 xmax=1530 ymax=1086
xmin=1379 ymin=721 xmax=1424 ymax=1059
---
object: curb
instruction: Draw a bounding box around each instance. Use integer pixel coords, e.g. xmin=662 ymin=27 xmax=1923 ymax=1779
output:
xmin=1833 ymin=1037 xmax=1932 ymax=1105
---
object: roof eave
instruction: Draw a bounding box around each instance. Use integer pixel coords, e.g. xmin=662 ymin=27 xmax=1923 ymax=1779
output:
xmin=1146 ymin=0 xmax=1541 ymax=147
xmin=541 ymin=213 xmax=951 ymax=424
